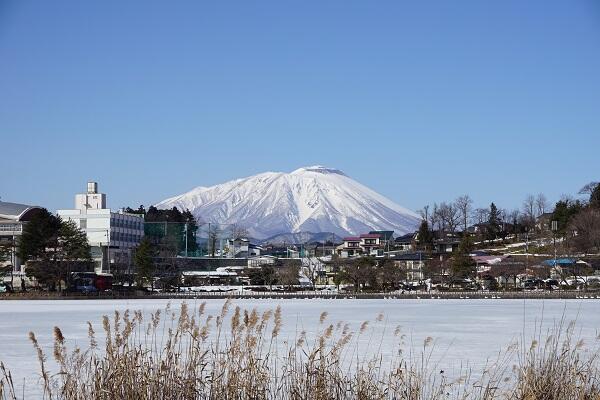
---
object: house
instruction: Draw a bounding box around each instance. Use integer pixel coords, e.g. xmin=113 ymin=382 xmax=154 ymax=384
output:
xmin=536 ymin=213 xmax=554 ymax=232
xmin=225 ymin=238 xmax=263 ymax=258
xmin=336 ymin=233 xmax=385 ymax=258
xmin=337 ymin=236 xmax=361 ymax=257
xmin=248 ymin=255 xmax=277 ymax=268
xmin=433 ymin=237 xmax=461 ymax=253
xmin=359 ymin=233 xmax=383 ymax=255
xmin=369 ymin=230 xmax=394 ymax=250
xmin=389 ymin=252 xmax=426 ymax=282
xmin=394 ymin=232 xmax=416 ymax=251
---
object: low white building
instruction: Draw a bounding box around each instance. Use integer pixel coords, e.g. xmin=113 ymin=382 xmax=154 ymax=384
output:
xmin=57 ymin=182 xmax=144 ymax=272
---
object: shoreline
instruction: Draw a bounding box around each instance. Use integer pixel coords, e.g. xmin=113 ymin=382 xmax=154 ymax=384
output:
xmin=1 ymin=290 xmax=599 ymax=301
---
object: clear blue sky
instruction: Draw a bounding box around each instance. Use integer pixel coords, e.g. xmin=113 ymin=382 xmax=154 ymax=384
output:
xmin=1 ymin=0 xmax=599 ymax=213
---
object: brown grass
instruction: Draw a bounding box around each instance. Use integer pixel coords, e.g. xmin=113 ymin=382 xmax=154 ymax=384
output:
xmin=1 ymin=301 xmax=599 ymax=400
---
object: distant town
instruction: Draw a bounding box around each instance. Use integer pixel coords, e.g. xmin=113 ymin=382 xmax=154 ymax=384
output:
xmin=1 ymin=180 xmax=600 ymax=297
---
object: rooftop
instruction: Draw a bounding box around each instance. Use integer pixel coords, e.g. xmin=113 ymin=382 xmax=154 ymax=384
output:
xmin=0 ymin=201 xmax=44 ymax=222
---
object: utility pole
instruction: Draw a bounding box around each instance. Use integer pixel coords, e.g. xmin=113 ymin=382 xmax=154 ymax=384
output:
xmin=184 ymin=222 xmax=188 ymax=258
xmin=552 ymin=220 xmax=558 ymax=271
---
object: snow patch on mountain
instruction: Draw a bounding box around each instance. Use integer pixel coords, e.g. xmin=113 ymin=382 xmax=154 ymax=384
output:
xmin=156 ymin=166 xmax=420 ymax=239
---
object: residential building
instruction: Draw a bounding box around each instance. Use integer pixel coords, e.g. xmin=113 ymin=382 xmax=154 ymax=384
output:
xmin=394 ymin=232 xmax=416 ymax=251
xmin=336 ymin=232 xmax=388 ymax=257
xmin=390 ymin=252 xmax=426 ymax=282
xmin=433 ymin=237 xmax=461 ymax=253
xmin=0 ymin=201 xmax=44 ymax=271
xmin=338 ymin=236 xmax=361 ymax=257
xmin=225 ymin=238 xmax=263 ymax=258
xmin=360 ymin=233 xmax=382 ymax=255
xmin=536 ymin=212 xmax=554 ymax=232
xmin=57 ymin=182 xmax=144 ymax=272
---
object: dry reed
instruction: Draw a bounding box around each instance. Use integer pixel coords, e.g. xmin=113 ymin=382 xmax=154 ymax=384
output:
xmin=1 ymin=301 xmax=599 ymax=400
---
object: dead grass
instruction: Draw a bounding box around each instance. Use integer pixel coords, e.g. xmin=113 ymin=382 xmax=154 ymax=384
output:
xmin=1 ymin=300 xmax=599 ymax=400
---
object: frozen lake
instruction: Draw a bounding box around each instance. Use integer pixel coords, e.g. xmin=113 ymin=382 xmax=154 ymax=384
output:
xmin=1 ymin=298 xmax=599 ymax=398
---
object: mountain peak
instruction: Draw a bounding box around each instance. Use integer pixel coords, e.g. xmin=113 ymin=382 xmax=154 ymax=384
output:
xmin=156 ymin=167 xmax=419 ymax=239
xmin=291 ymin=165 xmax=347 ymax=176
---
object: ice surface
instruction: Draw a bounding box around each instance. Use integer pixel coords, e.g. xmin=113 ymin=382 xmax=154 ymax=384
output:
xmin=0 ymin=298 xmax=598 ymax=398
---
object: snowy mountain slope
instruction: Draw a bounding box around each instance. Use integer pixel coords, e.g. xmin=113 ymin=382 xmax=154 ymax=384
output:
xmin=156 ymin=166 xmax=420 ymax=239
xmin=260 ymin=231 xmax=343 ymax=245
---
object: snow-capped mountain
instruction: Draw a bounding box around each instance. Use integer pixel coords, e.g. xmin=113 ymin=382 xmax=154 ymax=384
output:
xmin=260 ymin=231 xmax=343 ymax=245
xmin=156 ymin=166 xmax=420 ymax=239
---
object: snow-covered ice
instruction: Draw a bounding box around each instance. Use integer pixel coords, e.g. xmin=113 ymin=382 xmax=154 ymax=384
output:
xmin=1 ymin=298 xmax=598 ymax=398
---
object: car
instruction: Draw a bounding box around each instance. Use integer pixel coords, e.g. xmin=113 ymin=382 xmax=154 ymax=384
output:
xmin=0 ymin=282 xmax=12 ymax=293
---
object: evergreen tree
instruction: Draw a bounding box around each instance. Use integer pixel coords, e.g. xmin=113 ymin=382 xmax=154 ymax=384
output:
xmin=182 ymin=209 xmax=198 ymax=253
xmin=451 ymin=236 xmax=476 ymax=280
xmin=486 ymin=203 xmax=501 ymax=241
xmin=20 ymin=214 xmax=91 ymax=292
xmin=17 ymin=208 xmax=61 ymax=263
xmin=552 ymin=199 xmax=583 ymax=234
xmin=248 ymin=265 xmax=276 ymax=288
xmin=134 ymin=237 xmax=155 ymax=288
xmin=590 ymin=184 xmax=600 ymax=209
xmin=54 ymin=220 xmax=92 ymax=291
xmin=417 ymin=220 xmax=433 ymax=251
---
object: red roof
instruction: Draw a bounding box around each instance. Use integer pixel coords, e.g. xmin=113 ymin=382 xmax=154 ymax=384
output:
xmin=360 ymin=234 xmax=381 ymax=239
xmin=343 ymin=237 xmax=360 ymax=241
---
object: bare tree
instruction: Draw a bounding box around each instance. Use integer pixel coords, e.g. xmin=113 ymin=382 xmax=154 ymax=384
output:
xmin=229 ymin=223 xmax=249 ymax=240
xmin=418 ymin=205 xmax=430 ymax=222
xmin=535 ymin=193 xmax=549 ymax=217
xmin=301 ymin=257 xmax=322 ymax=287
xmin=507 ymin=209 xmax=521 ymax=236
xmin=429 ymin=203 xmax=440 ymax=235
xmin=579 ymin=182 xmax=599 ymax=197
xmin=472 ymin=208 xmax=489 ymax=225
xmin=454 ymin=195 xmax=473 ymax=233
xmin=207 ymin=224 xmax=221 ymax=257
xmin=435 ymin=202 xmax=460 ymax=234
xmin=569 ymin=208 xmax=600 ymax=255
xmin=522 ymin=194 xmax=536 ymax=230
xmin=277 ymin=262 xmax=300 ymax=291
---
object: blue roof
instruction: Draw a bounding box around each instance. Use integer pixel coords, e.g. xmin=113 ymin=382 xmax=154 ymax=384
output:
xmin=542 ymin=258 xmax=576 ymax=267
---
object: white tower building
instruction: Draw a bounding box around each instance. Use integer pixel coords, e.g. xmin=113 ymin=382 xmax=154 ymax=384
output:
xmin=57 ymin=182 xmax=144 ymax=273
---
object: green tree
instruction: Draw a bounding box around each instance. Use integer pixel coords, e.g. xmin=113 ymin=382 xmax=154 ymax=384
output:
xmin=552 ymin=199 xmax=583 ymax=235
xmin=134 ymin=237 xmax=156 ymax=289
xmin=486 ymin=203 xmax=501 ymax=241
xmin=22 ymin=216 xmax=91 ymax=292
xmin=590 ymin=184 xmax=600 ymax=209
xmin=55 ymin=220 xmax=92 ymax=291
xmin=182 ymin=209 xmax=198 ymax=253
xmin=17 ymin=208 xmax=61 ymax=263
xmin=417 ymin=220 xmax=433 ymax=251
xmin=248 ymin=265 xmax=277 ymax=289
xmin=451 ymin=236 xmax=476 ymax=280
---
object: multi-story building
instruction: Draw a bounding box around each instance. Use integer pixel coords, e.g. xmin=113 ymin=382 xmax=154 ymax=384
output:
xmin=390 ymin=252 xmax=426 ymax=282
xmin=0 ymin=201 xmax=44 ymax=271
xmin=57 ymin=182 xmax=144 ymax=272
xmin=336 ymin=232 xmax=388 ymax=258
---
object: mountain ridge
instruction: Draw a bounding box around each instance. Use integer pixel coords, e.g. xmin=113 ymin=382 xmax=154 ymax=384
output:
xmin=156 ymin=166 xmax=420 ymax=239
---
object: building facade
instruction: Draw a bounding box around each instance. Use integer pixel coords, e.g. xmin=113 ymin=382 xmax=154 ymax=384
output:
xmin=57 ymin=182 xmax=144 ymax=272
xmin=0 ymin=201 xmax=44 ymax=271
